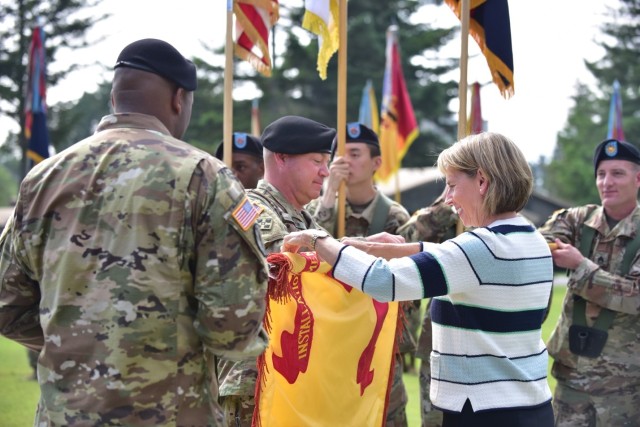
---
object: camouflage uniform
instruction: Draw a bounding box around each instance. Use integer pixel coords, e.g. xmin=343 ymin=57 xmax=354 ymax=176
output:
xmin=539 ymin=205 xmax=640 ymax=427
xmin=397 ymin=197 xmax=458 ymax=427
xmin=308 ymin=190 xmax=412 ymax=427
xmin=0 ymin=113 xmax=269 ymax=427
xmin=218 ymin=180 xmax=322 ymax=426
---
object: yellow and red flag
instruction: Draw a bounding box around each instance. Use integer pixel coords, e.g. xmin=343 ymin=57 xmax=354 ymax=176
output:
xmin=255 ymin=251 xmax=400 ymax=427
xmin=234 ymin=0 xmax=279 ymax=77
xmin=467 ymin=81 xmax=484 ymax=135
xmin=377 ymin=26 xmax=419 ymax=182
xmin=445 ymin=0 xmax=514 ymax=98
xmin=302 ymin=0 xmax=339 ymax=80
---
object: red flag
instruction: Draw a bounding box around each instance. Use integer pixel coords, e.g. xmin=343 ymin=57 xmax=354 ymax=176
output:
xmin=24 ymin=25 xmax=50 ymax=165
xmin=467 ymin=82 xmax=484 ymax=135
xmin=446 ymin=0 xmax=514 ymax=98
xmin=377 ymin=27 xmax=419 ymax=182
xmin=234 ymin=0 xmax=279 ymax=77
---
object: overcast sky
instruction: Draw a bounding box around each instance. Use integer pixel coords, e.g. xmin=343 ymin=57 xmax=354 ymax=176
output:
xmin=37 ymin=0 xmax=618 ymax=162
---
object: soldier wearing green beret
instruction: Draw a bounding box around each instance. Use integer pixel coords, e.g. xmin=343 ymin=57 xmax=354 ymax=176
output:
xmin=0 ymin=38 xmax=269 ymax=426
xmin=539 ymin=138 xmax=640 ymax=426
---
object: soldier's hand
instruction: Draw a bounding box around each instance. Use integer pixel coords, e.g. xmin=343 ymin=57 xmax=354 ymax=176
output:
xmin=326 ymin=156 xmax=349 ymax=193
xmin=549 ymin=238 xmax=583 ymax=270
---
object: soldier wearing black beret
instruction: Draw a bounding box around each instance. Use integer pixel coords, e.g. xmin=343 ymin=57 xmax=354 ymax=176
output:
xmin=215 ymin=133 xmax=264 ymax=189
xmin=539 ymin=136 xmax=640 ymax=426
xmin=114 ymin=38 xmax=197 ymax=91
xmin=593 ymin=138 xmax=640 ymax=175
xmin=261 ymin=115 xmax=335 ymax=154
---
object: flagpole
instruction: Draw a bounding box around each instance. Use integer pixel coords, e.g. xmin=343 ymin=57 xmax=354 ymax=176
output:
xmin=457 ymin=0 xmax=470 ymax=141
xmin=456 ymin=0 xmax=470 ymax=235
xmin=336 ymin=0 xmax=348 ymax=238
xmin=223 ymin=0 xmax=234 ymax=167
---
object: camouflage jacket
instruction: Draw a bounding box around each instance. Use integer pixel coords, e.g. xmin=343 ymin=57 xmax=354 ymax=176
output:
xmin=397 ymin=200 xmax=459 ymax=360
xmin=539 ymin=204 xmax=640 ymax=393
xmin=307 ymin=190 xmax=409 ymax=238
xmin=217 ymin=179 xmax=321 ymax=397
xmin=0 ymin=113 xmax=268 ymax=426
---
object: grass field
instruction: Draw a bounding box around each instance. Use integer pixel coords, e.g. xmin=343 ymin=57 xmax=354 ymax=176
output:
xmin=0 ymin=285 xmax=567 ymax=427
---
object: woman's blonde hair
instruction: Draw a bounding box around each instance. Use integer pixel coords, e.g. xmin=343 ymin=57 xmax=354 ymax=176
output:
xmin=436 ymin=132 xmax=533 ymax=216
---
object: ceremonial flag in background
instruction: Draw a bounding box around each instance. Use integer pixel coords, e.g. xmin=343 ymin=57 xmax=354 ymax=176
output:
xmin=358 ymin=79 xmax=380 ymax=134
xmin=255 ymin=252 xmax=400 ymax=427
xmin=445 ymin=0 xmax=514 ymax=98
xmin=234 ymin=0 xmax=279 ymax=77
xmin=24 ymin=25 xmax=50 ymax=165
xmin=302 ymin=0 xmax=339 ymax=80
xmin=251 ymin=98 xmax=261 ymax=136
xmin=467 ymin=81 xmax=484 ymax=135
xmin=377 ymin=27 xmax=419 ymax=182
xmin=607 ymin=80 xmax=625 ymax=141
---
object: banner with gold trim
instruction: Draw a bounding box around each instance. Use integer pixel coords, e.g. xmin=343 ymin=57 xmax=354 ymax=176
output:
xmin=255 ymin=251 xmax=400 ymax=427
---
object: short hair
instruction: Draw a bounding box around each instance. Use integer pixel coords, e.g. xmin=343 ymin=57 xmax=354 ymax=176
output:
xmin=437 ymin=132 xmax=533 ymax=215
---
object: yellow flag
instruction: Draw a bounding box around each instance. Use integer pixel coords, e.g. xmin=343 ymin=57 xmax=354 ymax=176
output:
xmin=302 ymin=0 xmax=339 ymax=80
xmin=256 ymin=252 xmax=400 ymax=426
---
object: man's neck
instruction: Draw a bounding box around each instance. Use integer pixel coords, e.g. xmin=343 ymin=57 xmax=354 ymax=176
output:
xmin=604 ymin=203 xmax=637 ymax=221
xmin=346 ymin=182 xmax=377 ymax=205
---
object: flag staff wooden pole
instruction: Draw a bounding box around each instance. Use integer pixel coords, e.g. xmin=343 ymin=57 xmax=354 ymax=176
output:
xmin=336 ymin=0 xmax=348 ymax=238
xmin=456 ymin=0 xmax=470 ymax=235
xmin=223 ymin=0 xmax=234 ymax=168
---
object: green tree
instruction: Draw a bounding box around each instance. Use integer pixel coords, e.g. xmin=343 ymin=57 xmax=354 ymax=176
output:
xmin=544 ymin=0 xmax=640 ymax=203
xmin=0 ymin=0 xmax=106 ymax=178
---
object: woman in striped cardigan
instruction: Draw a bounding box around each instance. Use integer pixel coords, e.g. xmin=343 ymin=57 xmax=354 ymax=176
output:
xmin=283 ymin=132 xmax=555 ymax=427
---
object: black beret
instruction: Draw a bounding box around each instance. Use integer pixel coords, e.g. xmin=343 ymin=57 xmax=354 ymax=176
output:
xmin=593 ymin=138 xmax=640 ymax=175
xmin=262 ymin=116 xmax=336 ymax=154
xmin=215 ymin=133 xmax=263 ymax=160
xmin=114 ymin=38 xmax=197 ymax=91
xmin=345 ymin=122 xmax=379 ymax=147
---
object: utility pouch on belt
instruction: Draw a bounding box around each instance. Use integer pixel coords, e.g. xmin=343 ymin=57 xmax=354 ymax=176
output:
xmin=568 ymin=324 xmax=608 ymax=358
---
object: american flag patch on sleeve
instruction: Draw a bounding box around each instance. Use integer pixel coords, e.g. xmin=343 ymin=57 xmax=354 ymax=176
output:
xmin=232 ymin=197 xmax=263 ymax=231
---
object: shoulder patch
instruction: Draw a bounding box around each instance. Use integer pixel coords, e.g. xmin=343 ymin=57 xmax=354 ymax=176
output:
xmin=257 ymin=217 xmax=273 ymax=230
xmin=232 ymin=197 xmax=263 ymax=231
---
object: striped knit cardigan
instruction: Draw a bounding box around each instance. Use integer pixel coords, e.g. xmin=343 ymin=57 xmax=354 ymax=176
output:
xmin=333 ymin=216 xmax=553 ymax=413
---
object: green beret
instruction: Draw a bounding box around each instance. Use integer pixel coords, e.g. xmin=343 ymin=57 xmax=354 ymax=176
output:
xmin=593 ymin=139 xmax=640 ymax=175
xmin=262 ymin=116 xmax=336 ymax=154
xmin=215 ymin=133 xmax=263 ymax=160
xmin=114 ymin=38 xmax=197 ymax=91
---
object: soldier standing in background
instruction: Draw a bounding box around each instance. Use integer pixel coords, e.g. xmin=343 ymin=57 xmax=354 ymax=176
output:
xmin=539 ymin=138 xmax=640 ymax=426
xmin=307 ymin=122 xmax=412 ymax=427
xmin=215 ymin=132 xmax=264 ymax=189
xmin=218 ymin=115 xmax=336 ymax=426
xmin=397 ymin=191 xmax=458 ymax=427
xmin=0 ymin=39 xmax=268 ymax=426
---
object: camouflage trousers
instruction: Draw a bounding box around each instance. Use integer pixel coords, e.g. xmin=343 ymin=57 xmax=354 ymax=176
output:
xmin=553 ymin=381 xmax=640 ymax=427
xmin=385 ymin=354 xmax=409 ymax=427
xmin=419 ymin=360 xmax=443 ymax=427
xmin=221 ymin=395 xmax=254 ymax=427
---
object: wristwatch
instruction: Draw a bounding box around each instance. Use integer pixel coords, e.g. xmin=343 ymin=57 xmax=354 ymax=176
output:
xmin=310 ymin=230 xmax=330 ymax=251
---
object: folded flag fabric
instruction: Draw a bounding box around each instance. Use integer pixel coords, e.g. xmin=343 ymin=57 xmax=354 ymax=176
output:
xmin=234 ymin=0 xmax=279 ymax=77
xmin=255 ymin=251 xmax=401 ymax=427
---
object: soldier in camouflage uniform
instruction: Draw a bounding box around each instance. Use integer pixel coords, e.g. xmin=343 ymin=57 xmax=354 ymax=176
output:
xmin=397 ymin=192 xmax=458 ymax=427
xmin=539 ymin=138 xmax=640 ymax=426
xmin=217 ymin=115 xmax=336 ymax=426
xmin=307 ymin=122 xmax=411 ymax=427
xmin=0 ymin=39 xmax=269 ymax=426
